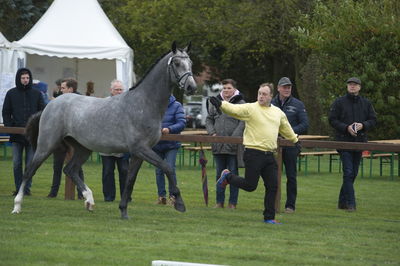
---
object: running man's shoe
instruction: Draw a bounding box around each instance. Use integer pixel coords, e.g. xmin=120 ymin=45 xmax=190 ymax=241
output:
xmin=216 ymin=169 xmax=230 ymax=189
xmin=264 ymin=219 xmax=282 ymax=225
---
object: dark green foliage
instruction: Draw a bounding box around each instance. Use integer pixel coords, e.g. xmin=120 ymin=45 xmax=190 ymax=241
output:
xmin=292 ymin=0 xmax=400 ymax=139
xmin=0 ymin=0 xmax=52 ymax=40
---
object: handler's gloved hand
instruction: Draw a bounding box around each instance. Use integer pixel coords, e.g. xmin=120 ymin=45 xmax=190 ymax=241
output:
xmin=209 ymin=96 xmax=222 ymax=114
xmin=294 ymin=141 xmax=302 ymax=155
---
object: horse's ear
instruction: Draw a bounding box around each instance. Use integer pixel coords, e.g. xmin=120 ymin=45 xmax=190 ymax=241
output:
xmin=184 ymin=41 xmax=192 ymax=53
xmin=171 ymin=41 xmax=177 ymax=53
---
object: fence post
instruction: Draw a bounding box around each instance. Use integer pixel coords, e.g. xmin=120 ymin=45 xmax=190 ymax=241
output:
xmin=275 ymin=142 xmax=283 ymax=213
xmin=64 ymin=150 xmax=75 ymax=200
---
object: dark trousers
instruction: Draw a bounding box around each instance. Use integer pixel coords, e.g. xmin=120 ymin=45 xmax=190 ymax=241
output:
xmin=49 ymin=147 xmax=84 ymax=197
xmin=101 ymin=155 xmax=129 ymax=201
xmin=282 ymin=147 xmax=298 ymax=210
xmin=227 ymin=148 xmax=278 ymax=220
xmin=338 ymin=150 xmax=362 ymax=208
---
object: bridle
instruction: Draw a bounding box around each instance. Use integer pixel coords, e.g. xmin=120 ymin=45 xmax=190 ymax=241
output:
xmin=167 ymin=55 xmax=193 ymax=89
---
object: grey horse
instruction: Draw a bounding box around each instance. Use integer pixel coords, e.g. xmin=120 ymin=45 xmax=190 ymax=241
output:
xmin=12 ymin=42 xmax=197 ymax=219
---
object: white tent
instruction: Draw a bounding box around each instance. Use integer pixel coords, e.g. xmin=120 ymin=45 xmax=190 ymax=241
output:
xmin=12 ymin=0 xmax=135 ymax=97
xmin=1 ymin=32 xmax=25 ymax=123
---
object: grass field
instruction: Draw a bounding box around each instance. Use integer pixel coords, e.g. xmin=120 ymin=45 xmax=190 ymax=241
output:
xmin=0 ymin=149 xmax=399 ymax=265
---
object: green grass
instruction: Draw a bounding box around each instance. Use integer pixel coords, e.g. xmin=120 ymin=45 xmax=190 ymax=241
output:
xmin=0 ymin=150 xmax=399 ymax=266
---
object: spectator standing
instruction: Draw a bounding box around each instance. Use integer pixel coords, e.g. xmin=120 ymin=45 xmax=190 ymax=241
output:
xmin=206 ymin=79 xmax=245 ymax=209
xmin=100 ymin=79 xmax=129 ymax=201
xmin=52 ymin=79 xmax=63 ymax=98
xmin=85 ymin=81 xmax=94 ymax=96
xmin=271 ymin=77 xmax=308 ymax=213
xmin=328 ymin=77 xmax=377 ymax=212
xmin=47 ymin=78 xmax=84 ymax=199
xmin=2 ymin=68 xmax=45 ymax=195
xmin=209 ymin=83 xmax=300 ymax=224
xmin=153 ymin=95 xmax=186 ymax=205
xmin=32 ymin=80 xmax=50 ymax=105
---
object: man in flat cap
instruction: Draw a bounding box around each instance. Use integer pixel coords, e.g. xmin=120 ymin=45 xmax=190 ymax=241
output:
xmin=271 ymin=77 xmax=308 ymax=214
xmin=328 ymin=77 xmax=377 ymax=212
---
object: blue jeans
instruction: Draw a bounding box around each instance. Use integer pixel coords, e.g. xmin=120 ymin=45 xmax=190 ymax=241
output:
xmin=282 ymin=147 xmax=298 ymax=210
xmin=101 ymin=155 xmax=129 ymax=201
xmin=214 ymin=154 xmax=239 ymax=205
xmin=339 ymin=150 xmax=362 ymax=208
xmin=155 ymin=148 xmax=179 ymax=197
xmin=12 ymin=142 xmax=34 ymax=193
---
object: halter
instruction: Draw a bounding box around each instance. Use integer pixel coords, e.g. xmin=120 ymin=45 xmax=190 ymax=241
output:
xmin=168 ymin=55 xmax=193 ymax=89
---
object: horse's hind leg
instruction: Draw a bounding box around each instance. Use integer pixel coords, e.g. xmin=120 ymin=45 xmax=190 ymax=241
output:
xmin=135 ymin=146 xmax=186 ymax=213
xmin=119 ymin=155 xmax=143 ymax=219
xmin=63 ymin=139 xmax=94 ymax=211
xmin=12 ymin=147 xmax=53 ymax=214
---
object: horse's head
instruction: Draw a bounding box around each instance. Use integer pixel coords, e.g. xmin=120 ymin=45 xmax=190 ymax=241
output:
xmin=168 ymin=41 xmax=197 ymax=95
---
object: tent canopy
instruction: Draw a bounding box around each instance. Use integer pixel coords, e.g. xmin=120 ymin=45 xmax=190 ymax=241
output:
xmin=11 ymin=0 xmax=134 ymax=96
xmin=13 ymin=0 xmax=132 ymax=61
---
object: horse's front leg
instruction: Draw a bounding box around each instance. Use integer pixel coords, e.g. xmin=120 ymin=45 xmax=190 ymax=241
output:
xmin=13 ymin=149 xmax=51 ymax=214
xmin=136 ymin=147 xmax=186 ymax=213
xmin=119 ymin=156 xmax=143 ymax=219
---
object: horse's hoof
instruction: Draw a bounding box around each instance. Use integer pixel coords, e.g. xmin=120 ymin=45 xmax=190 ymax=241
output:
xmin=120 ymin=209 xmax=129 ymax=219
xmin=85 ymin=201 xmax=94 ymax=211
xmin=121 ymin=214 xmax=130 ymax=220
xmin=11 ymin=209 xmax=20 ymax=214
xmin=174 ymin=197 xmax=186 ymax=212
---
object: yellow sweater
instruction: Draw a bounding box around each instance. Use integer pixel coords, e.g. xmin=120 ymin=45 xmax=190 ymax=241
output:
xmin=221 ymin=101 xmax=298 ymax=151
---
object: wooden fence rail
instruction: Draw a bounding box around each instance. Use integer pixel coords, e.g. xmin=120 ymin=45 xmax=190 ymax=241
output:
xmin=1 ymin=126 xmax=399 ymax=212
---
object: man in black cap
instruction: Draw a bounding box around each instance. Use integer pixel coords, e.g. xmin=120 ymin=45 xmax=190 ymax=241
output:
xmin=329 ymin=77 xmax=377 ymax=212
xmin=271 ymin=77 xmax=308 ymax=213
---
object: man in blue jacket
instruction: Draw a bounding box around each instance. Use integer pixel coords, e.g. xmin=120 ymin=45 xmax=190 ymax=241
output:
xmin=152 ymin=95 xmax=186 ymax=205
xmin=2 ymin=68 xmax=45 ymax=196
xmin=271 ymin=77 xmax=308 ymax=213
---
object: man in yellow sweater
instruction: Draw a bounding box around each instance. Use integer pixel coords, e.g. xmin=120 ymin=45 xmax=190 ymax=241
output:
xmin=209 ymin=83 xmax=300 ymax=224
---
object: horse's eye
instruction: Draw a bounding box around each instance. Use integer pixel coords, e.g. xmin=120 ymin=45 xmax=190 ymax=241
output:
xmin=174 ymin=61 xmax=180 ymax=67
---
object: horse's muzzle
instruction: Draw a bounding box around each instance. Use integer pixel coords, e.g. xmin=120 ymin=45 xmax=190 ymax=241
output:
xmin=185 ymin=78 xmax=197 ymax=95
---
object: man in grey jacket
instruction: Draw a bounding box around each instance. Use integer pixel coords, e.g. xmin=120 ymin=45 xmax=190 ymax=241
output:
xmin=206 ymin=79 xmax=245 ymax=209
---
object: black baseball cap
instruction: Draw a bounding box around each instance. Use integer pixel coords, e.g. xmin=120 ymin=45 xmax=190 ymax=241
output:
xmin=346 ymin=77 xmax=361 ymax=85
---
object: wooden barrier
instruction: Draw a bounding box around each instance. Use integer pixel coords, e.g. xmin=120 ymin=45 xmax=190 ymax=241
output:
xmin=1 ymin=126 xmax=400 ymax=211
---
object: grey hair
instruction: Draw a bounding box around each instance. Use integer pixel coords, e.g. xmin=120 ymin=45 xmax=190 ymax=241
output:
xmin=110 ymin=79 xmax=124 ymax=90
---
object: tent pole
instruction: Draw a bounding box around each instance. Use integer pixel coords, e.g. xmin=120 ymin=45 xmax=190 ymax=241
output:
xmin=75 ymin=58 xmax=79 ymax=82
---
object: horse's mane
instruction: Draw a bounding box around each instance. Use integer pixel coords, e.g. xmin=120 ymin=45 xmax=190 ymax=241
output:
xmin=129 ymin=49 xmax=186 ymax=91
xmin=129 ymin=51 xmax=170 ymax=91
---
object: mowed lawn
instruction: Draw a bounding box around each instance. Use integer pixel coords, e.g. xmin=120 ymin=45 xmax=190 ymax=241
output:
xmin=0 ymin=150 xmax=399 ymax=266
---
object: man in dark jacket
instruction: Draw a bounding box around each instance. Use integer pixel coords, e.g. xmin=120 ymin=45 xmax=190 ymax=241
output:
xmin=152 ymin=95 xmax=186 ymax=205
xmin=329 ymin=77 xmax=377 ymax=212
xmin=2 ymin=68 xmax=45 ymax=195
xmin=271 ymin=77 xmax=308 ymax=213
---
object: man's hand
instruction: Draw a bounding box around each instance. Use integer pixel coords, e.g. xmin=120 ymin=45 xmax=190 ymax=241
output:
xmin=294 ymin=141 xmax=302 ymax=155
xmin=209 ymin=96 xmax=222 ymax=114
xmin=209 ymin=96 xmax=221 ymax=108
xmin=347 ymin=123 xmax=357 ymax=137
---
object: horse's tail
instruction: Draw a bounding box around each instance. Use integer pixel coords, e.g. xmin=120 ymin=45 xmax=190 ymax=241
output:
xmin=25 ymin=111 xmax=43 ymax=150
